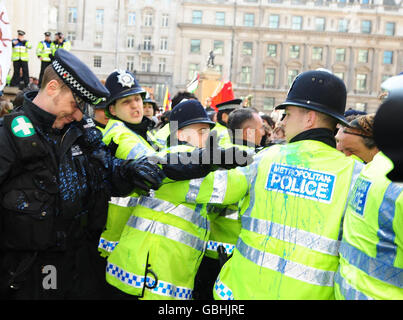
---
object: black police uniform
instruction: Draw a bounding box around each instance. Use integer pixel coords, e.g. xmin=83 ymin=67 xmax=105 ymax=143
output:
xmin=0 ymin=50 xmax=164 ymax=299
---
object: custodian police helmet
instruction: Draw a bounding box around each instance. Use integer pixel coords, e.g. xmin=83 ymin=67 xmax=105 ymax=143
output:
xmin=104 ymin=70 xmax=146 ymax=117
xmin=276 ymin=70 xmax=349 ymax=126
xmin=169 ymin=99 xmax=215 ymax=134
xmin=373 ymin=89 xmax=403 ymax=181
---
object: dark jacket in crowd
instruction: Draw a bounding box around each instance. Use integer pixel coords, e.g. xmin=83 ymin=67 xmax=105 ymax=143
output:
xmin=0 ymin=91 xmax=146 ymax=299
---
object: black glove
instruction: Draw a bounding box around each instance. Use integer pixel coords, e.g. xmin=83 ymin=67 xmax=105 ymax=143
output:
xmin=124 ymin=156 xmax=166 ymax=193
xmin=148 ymin=131 xmax=253 ymax=181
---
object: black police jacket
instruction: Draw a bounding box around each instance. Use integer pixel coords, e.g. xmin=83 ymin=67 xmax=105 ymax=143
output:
xmin=0 ymin=91 xmax=138 ymax=252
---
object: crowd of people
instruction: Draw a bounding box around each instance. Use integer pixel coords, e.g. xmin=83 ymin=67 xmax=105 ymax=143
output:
xmin=0 ymin=34 xmax=401 ymax=301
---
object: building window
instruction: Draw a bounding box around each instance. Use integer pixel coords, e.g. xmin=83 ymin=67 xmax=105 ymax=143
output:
xmin=128 ymin=12 xmax=136 ymax=26
xmin=68 ymin=7 xmax=77 ymax=23
xmin=188 ymin=63 xmax=199 ymax=80
xmin=335 ymin=48 xmax=346 ymax=62
xmin=127 ymin=35 xmax=135 ymax=48
xmin=242 ymin=42 xmax=253 ymax=55
xmin=267 ymin=44 xmax=277 ymax=57
xmin=338 ymin=19 xmax=348 ymax=32
xmin=263 ymin=97 xmax=275 ymax=111
xmin=127 ymin=56 xmax=135 ymax=72
xmin=288 ymin=69 xmax=299 ymax=87
xmin=144 ymin=12 xmax=153 ymax=26
xmin=162 ymin=14 xmax=169 ymax=27
xmin=240 ymin=66 xmax=252 ymax=84
xmin=96 ymin=9 xmax=104 ymax=25
xmin=244 ymin=13 xmax=255 ymax=27
xmin=291 ymin=16 xmax=302 ymax=30
xmin=361 ymin=20 xmax=372 ymax=34
xmin=312 ymin=47 xmax=323 ymax=60
xmin=93 ymin=56 xmax=102 ymax=68
xmin=383 ymin=51 xmax=393 ymax=64
xmin=315 ymin=17 xmax=325 ymax=31
xmin=216 ymin=12 xmax=225 ymax=26
xmin=358 ymin=49 xmax=368 ymax=63
xmin=289 ymin=45 xmax=300 ymax=59
xmin=141 ymin=56 xmax=151 ymax=72
xmin=356 ymin=74 xmax=367 ymax=91
xmin=213 ymin=40 xmax=224 ymax=55
xmin=94 ymin=32 xmax=103 ymax=47
xmin=159 ymin=58 xmax=166 ymax=73
xmin=143 ymin=36 xmax=152 ymax=50
xmin=385 ymin=22 xmax=395 ymax=36
xmin=192 ymin=10 xmax=202 ymax=24
xmin=265 ymin=68 xmax=276 ymax=87
xmin=67 ymin=31 xmax=76 ymax=43
xmin=160 ymin=37 xmax=168 ymax=51
xmin=334 ymin=72 xmax=344 ymax=80
xmin=190 ymin=39 xmax=201 ymax=54
xmin=269 ymin=15 xmax=279 ymax=29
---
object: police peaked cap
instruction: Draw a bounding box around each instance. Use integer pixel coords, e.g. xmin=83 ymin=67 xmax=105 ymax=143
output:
xmin=104 ymin=70 xmax=146 ymax=108
xmin=17 ymin=30 xmax=25 ymax=35
xmin=169 ymin=99 xmax=215 ymax=132
xmin=216 ymin=99 xmax=242 ymax=112
xmin=52 ymin=49 xmax=110 ymax=105
xmin=373 ymin=90 xmax=403 ymax=181
xmin=44 ymin=32 xmax=51 ymax=37
xmin=144 ymin=94 xmax=158 ymax=111
xmin=276 ymin=70 xmax=349 ymax=126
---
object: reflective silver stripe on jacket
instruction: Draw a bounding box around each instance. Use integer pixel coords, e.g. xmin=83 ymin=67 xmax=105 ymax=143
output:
xmin=209 ymin=170 xmax=228 ymax=203
xmin=237 ymin=238 xmax=335 ymax=287
xmin=186 ymin=178 xmax=204 ymax=202
xmin=109 ymin=196 xmax=139 ymax=207
xmin=137 ymin=196 xmax=209 ymax=230
xmin=242 ymin=215 xmax=340 ymax=256
xmin=127 ymin=216 xmax=206 ymax=252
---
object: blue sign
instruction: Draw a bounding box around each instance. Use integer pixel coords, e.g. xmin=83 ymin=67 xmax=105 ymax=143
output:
xmin=266 ymin=163 xmax=336 ymax=203
xmin=349 ymin=177 xmax=371 ymax=216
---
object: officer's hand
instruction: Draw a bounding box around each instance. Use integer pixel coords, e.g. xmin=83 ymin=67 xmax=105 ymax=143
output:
xmin=216 ymin=147 xmax=254 ymax=169
xmin=204 ymin=131 xmax=253 ymax=169
xmin=127 ymin=156 xmax=166 ymax=192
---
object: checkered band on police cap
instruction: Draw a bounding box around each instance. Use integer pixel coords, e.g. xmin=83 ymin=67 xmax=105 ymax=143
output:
xmin=52 ymin=49 xmax=109 ymax=105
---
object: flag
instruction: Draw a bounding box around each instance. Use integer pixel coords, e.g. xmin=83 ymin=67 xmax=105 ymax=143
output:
xmin=163 ymin=86 xmax=171 ymax=111
xmin=186 ymin=72 xmax=199 ymax=93
xmin=0 ymin=3 xmax=11 ymax=91
xmin=210 ymin=81 xmax=235 ymax=110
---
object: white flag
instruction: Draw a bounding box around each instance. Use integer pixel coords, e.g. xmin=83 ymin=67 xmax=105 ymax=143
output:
xmin=0 ymin=1 xmax=11 ymax=91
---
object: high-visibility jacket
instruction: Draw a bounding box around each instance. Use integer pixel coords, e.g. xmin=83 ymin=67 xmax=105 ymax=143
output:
xmin=36 ymin=40 xmax=53 ymax=62
xmin=106 ymin=144 xmax=215 ymax=300
xmin=151 ymin=123 xmax=170 ymax=150
xmin=171 ymin=140 xmax=363 ymax=299
xmin=52 ymin=39 xmax=71 ymax=55
xmin=98 ymin=119 xmax=156 ymax=257
xmin=211 ymin=122 xmax=231 ymax=148
xmin=335 ymin=152 xmax=403 ymax=300
xmin=205 ymin=143 xmax=255 ymax=260
xmin=12 ymin=39 xmax=32 ymax=62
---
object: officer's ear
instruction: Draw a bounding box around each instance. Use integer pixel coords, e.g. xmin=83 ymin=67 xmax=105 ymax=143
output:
xmin=109 ymin=104 xmax=117 ymax=116
xmin=304 ymin=110 xmax=318 ymax=129
xmin=46 ymin=79 xmax=63 ymax=97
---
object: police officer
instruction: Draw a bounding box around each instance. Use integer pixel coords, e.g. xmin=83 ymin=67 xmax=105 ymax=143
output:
xmin=52 ymin=32 xmax=71 ymax=57
xmin=143 ymin=93 xmax=158 ymax=126
xmin=36 ymin=32 xmax=53 ymax=87
xmin=168 ymin=70 xmax=365 ymax=299
xmin=98 ymin=70 xmax=159 ymax=257
xmin=194 ymin=108 xmax=263 ymax=300
xmin=92 ymin=100 xmax=109 ymax=133
xmin=105 ymin=99 xmax=251 ymax=300
xmin=0 ymin=49 xmax=165 ymax=299
xmin=10 ymin=30 xmax=32 ymax=88
xmin=335 ymin=90 xmax=403 ymax=300
xmin=212 ymin=99 xmax=242 ymax=148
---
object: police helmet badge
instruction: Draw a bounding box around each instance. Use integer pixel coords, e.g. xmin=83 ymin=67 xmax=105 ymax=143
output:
xmin=117 ymin=70 xmax=135 ymax=88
